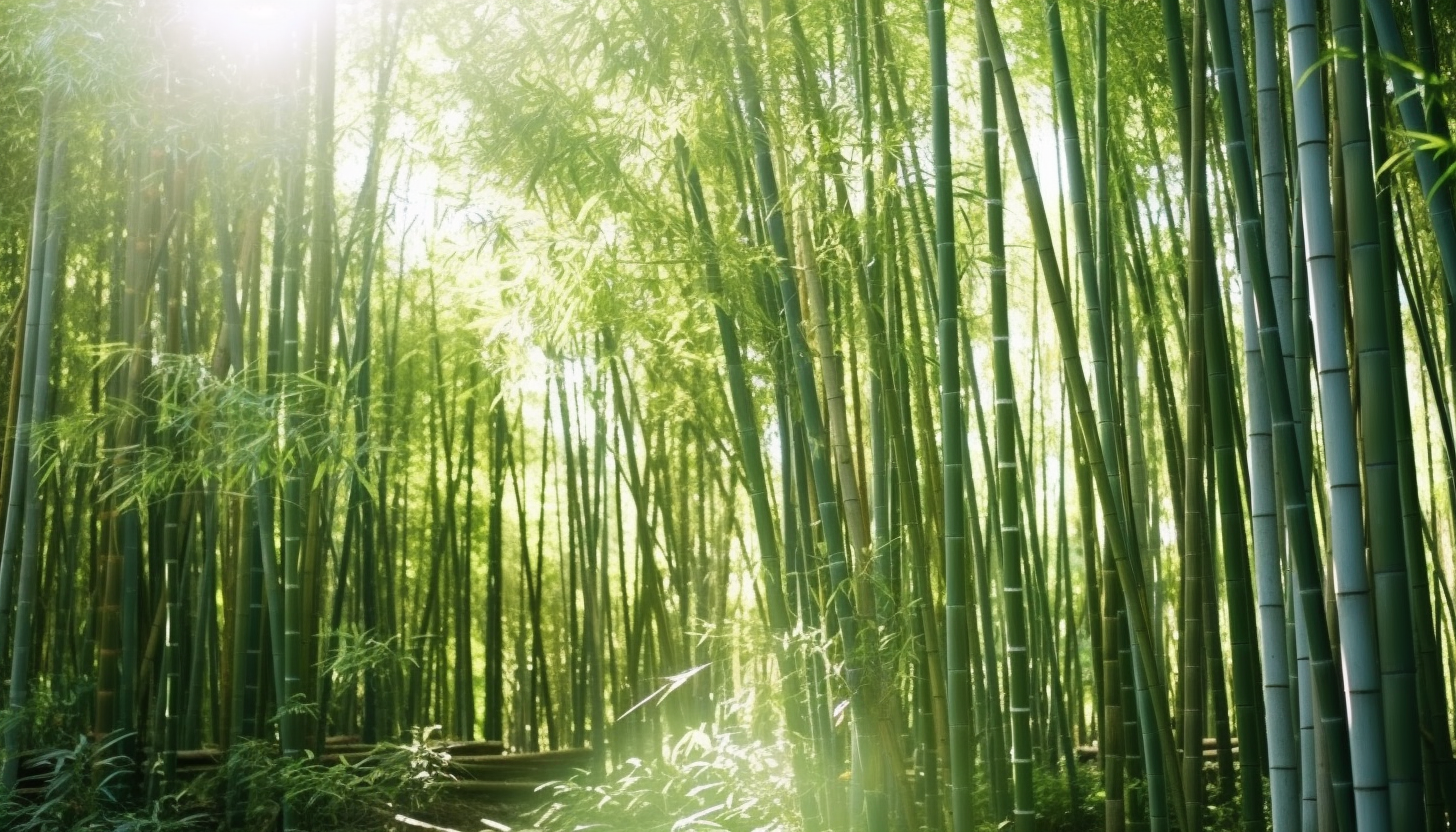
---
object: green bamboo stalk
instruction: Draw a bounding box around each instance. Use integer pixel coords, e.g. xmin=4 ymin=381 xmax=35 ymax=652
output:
xmin=278 ymin=52 xmax=309 ymax=814
xmin=924 ymin=0 xmax=969 ymax=823
xmin=1392 ymin=186 xmax=1456 ymax=826
xmin=1204 ymin=235 xmax=1264 ymax=832
xmin=0 ymin=100 xmax=53 ymax=689
xmin=726 ymin=0 xmax=905 ymax=825
xmin=1330 ymin=0 xmax=1421 ymax=823
xmin=1361 ymin=0 xmax=1456 ymax=302
xmin=1367 ymin=43 xmax=1446 ymax=828
xmin=1204 ymin=0 xmax=1358 ymax=827
xmin=1181 ymin=13 xmax=1210 ymax=822
xmin=961 ymin=329 xmax=1011 ymax=820
xmin=2 ymin=138 xmax=64 ymax=790
xmin=976 ymin=22 xmax=1035 ymax=824
xmin=972 ymin=3 xmax=1189 ymax=825
xmin=1097 ymin=19 xmax=1126 ymax=832
xmin=1043 ymin=0 xmax=1126 ymax=542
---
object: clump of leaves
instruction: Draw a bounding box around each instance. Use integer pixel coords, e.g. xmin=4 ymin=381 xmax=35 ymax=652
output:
xmin=1024 ymin=763 xmax=1102 ymax=832
xmin=527 ymin=727 xmax=799 ymax=832
xmin=324 ymin=628 xmax=416 ymax=681
xmin=0 ymin=731 xmax=207 ymax=832
xmin=0 ymin=679 xmax=95 ymax=751
xmin=222 ymin=725 xmax=454 ymax=830
xmin=955 ymin=759 xmax=1103 ymax=832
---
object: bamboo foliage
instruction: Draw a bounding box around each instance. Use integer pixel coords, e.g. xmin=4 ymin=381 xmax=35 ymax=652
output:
xmin=0 ymin=2 xmax=1453 ymax=831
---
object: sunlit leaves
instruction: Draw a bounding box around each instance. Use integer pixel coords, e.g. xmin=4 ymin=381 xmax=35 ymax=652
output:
xmin=532 ymin=722 xmax=798 ymax=832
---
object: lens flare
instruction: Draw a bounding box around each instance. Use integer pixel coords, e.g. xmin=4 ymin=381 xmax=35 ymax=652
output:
xmin=179 ymin=0 xmax=311 ymax=59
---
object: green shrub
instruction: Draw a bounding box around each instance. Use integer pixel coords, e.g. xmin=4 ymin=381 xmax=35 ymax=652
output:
xmin=527 ymin=727 xmax=800 ymax=832
xmin=0 ymin=732 xmax=208 ymax=832
xmin=219 ymin=726 xmax=455 ymax=831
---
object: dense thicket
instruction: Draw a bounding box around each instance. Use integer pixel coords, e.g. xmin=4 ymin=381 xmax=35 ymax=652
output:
xmin=0 ymin=0 xmax=1455 ymax=830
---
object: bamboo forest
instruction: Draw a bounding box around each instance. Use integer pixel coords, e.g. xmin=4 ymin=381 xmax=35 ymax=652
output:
xmin=7 ymin=0 xmax=1456 ymax=829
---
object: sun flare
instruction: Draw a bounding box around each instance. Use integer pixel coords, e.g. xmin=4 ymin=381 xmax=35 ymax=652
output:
xmin=179 ymin=0 xmax=313 ymax=58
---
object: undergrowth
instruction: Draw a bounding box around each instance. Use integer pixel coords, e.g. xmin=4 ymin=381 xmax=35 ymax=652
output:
xmin=0 ymin=724 xmax=454 ymax=832
xmin=218 ymin=727 xmax=455 ymax=830
xmin=523 ymin=729 xmax=1256 ymax=832
xmin=0 ymin=731 xmax=209 ymax=832
xmin=526 ymin=727 xmax=799 ymax=832
xmin=0 ymin=687 xmax=1247 ymax=832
